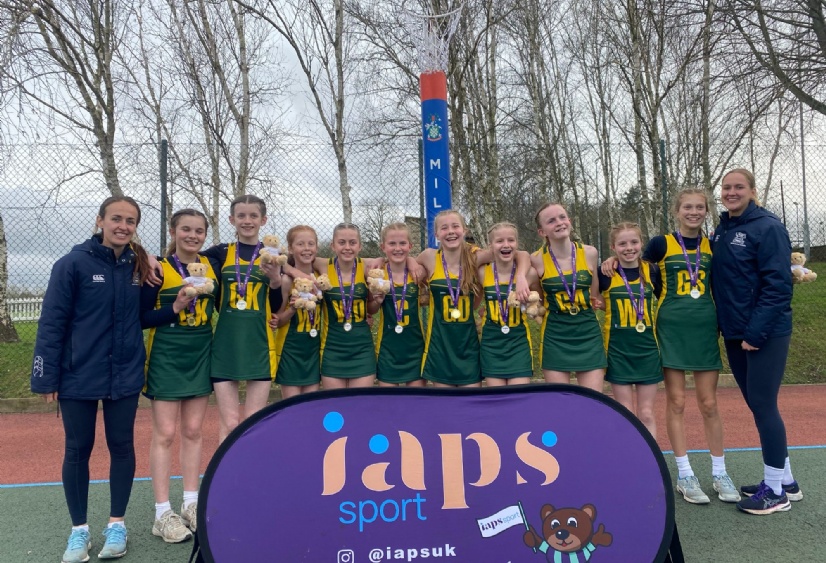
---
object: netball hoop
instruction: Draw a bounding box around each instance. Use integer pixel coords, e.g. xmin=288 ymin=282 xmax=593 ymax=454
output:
xmin=404 ymin=4 xmax=462 ymax=247
xmin=402 ymin=4 xmax=463 ymax=73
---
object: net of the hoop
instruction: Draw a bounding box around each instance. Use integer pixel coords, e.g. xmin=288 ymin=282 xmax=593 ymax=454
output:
xmin=403 ymin=8 xmax=462 ymax=73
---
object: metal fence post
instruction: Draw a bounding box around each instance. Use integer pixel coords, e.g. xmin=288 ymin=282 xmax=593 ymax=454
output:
xmin=659 ymin=139 xmax=668 ymax=234
xmin=418 ymin=138 xmax=425 ymax=251
xmin=159 ymin=139 xmax=168 ymax=255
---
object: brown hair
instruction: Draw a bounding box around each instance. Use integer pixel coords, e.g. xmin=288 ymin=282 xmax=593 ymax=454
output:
xmin=533 ymin=202 xmax=573 ymax=245
xmin=165 ymin=208 xmax=209 ymax=256
xmin=285 ymin=225 xmax=318 ymax=267
xmin=97 ymin=196 xmax=151 ymax=285
xmin=486 ymin=222 xmax=519 ymax=246
xmin=332 ymin=222 xmax=361 ymax=242
xmin=380 ymin=222 xmax=411 ymax=243
xmin=722 ymin=168 xmax=761 ymax=206
xmin=230 ymin=194 xmax=267 ymax=216
xmin=434 ymin=210 xmax=481 ymax=297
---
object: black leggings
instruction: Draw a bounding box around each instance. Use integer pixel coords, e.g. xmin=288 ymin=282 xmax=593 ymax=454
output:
xmin=725 ymin=336 xmax=790 ymax=469
xmin=59 ymin=394 xmax=140 ymax=525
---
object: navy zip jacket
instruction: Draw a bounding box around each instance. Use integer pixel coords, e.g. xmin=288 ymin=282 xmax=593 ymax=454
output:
xmin=710 ymin=201 xmax=792 ymax=347
xmin=30 ymin=235 xmax=146 ymax=400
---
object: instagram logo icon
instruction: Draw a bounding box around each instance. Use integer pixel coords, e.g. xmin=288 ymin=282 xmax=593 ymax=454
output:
xmin=337 ymin=549 xmax=355 ymax=562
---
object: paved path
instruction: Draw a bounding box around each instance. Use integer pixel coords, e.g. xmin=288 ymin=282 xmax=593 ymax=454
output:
xmin=2 ymin=385 xmax=824 ymax=485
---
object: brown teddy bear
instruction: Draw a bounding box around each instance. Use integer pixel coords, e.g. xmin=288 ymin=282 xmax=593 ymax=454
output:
xmin=524 ymin=503 xmax=612 ymax=561
xmin=367 ymin=268 xmax=390 ymax=294
xmin=314 ymin=274 xmax=333 ymax=292
xmin=508 ymin=290 xmax=546 ymax=322
xmin=791 ymin=252 xmax=817 ymax=283
xmin=291 ymin=277 xmax=319 ymax=311
xmin=183 ymin=262 xmax=215 ymax=297
xmin=259 ymin=234 xmax=288 ymax=267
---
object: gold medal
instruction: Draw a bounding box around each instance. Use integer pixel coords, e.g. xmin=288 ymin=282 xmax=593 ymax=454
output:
xmin=236 ymin=299 xmax=247 ymax=310
xmin=569 ymin=304 xmax=580 ymax=316
xmin=636 ymin=322 xmax=646 ymax=333
xmin=186 ymin=314 xmax=196 ymax=326
xmin=690 ymin=288 xmax=701 ymax=299
xmin=450 ymin=308 xmax=461 ymax=320
xmin=343 ymin=322 xmax=353 ymax=332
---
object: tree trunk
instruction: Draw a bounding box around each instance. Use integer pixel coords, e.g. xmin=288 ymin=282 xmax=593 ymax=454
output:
xmin=0 ymin=211 xmax=20 ymax=343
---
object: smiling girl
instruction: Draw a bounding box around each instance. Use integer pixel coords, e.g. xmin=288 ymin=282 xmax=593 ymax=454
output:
xmin=531 ymin=203 xmax=606 ymax=391
xmin=200 ymin=194 xmax=283 ymax=442
xmin=478 ymin=223 xmax=538 ymax=386
xmin=598 ymin=222 xmax=663 ymax=438
xmin=140 ymin=208 xmax=217 ymax=541
xmin=274 ymin=225 xmax=323 ymax=398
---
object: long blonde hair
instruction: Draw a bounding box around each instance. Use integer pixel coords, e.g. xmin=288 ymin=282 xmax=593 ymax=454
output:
xmin=435 ymin=210 xmax=481 ymax=297
xmin=486 ymin=222 xmax=519 ymax=246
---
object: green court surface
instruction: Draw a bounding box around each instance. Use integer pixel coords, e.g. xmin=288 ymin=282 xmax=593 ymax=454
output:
xmin=1 ymin=449 xmax=823 ymax=562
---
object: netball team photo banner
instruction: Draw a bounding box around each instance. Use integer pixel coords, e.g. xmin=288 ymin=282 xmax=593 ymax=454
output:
xmin=198 ymin=386 xmax=676 ymax=562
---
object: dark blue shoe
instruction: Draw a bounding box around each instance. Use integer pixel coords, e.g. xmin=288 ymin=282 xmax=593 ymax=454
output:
xmin=740 ymin=480 xmax=802 ymax=502
xmin=736 ymin=481 xmax=791 ymax=515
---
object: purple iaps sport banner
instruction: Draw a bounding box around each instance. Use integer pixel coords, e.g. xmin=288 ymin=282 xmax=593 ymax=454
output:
xmin=198 ymin=386 xmax=675 ymax=562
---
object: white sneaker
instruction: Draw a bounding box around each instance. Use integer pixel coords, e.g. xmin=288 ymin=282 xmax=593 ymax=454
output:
xmin=676 ymin=475 xmax=711 ymax=504
xmin=712 ymin=473 xmax=741 ymax=503
xmin=181 ymin=502 xmax=198 ymax=533
xmin=152 ymin=510 xmax=192 ymax=543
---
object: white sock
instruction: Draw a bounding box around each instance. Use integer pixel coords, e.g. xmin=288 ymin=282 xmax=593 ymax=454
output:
xmin=711 ymin=455 xmax=726 ymax=476
xmin=155 ymin=501 xmax=172 ymax=521
xmin=183 ymin=491 xmax=199 ymax=509
xmin=675 ymin=455 xmax=694 ymax=479
xmin=107 ymin=521 xmax=126 ymax=529
xmin=782 ymin=456 xmax=795 ymax=485
xmin=72 ymin=525 xmax=89 ymax=532
xmin=763 ymin=464 xmax=785 ymax=496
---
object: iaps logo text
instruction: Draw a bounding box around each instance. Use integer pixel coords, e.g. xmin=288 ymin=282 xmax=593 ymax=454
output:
xmin=320 ymin=411 xmax=561 ymax=532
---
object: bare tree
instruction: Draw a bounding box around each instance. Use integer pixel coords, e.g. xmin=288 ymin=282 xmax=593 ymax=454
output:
xmin=121 ymin=0 xmax=286 ymax=243
xmin=238 ymin=0 xmax=357 ymax=222
xmin=0 ymin=0 xmax=133 ymax=194
xmin=724 ymin=0 xmax=826 ymax=116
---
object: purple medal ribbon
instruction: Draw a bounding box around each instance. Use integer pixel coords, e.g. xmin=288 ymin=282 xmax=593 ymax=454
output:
xmin=493 ymin=261 xmax=516 ymax=327
xmin=234 ymin=241 xmax=262 ymax=300
xmin=170 ymin=254 xmax=196 ymax=317
xmin=440 ymin=251 xmax=463 ymax=311
xmin=675 ymin=231 xmax=702 ymax=289
xmin=617 ymin=265 xmax=646 ymax=325
xmin=387 ymin=265 xmax=409 ymax=325
xmin=548 ymin=242 xmax=578 ymax=308
xmin=334 ymin=258 xmax=357 ymax=325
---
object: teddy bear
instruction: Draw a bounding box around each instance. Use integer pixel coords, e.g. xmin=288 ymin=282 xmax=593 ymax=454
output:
xmin=183 ymin=262 xmax=215 ymax=297
xmin=259 ymin=234 xmax=288 ymax=267
xmin=523 ymin=503 xmax=612 ymax=561
xmin=791 ymin=252 xmax=817 ymax=283
xmin=291 ymin=277 xmax=319 ymax=311
xmin=508 ymin=290 xmax=546 ymax=322
xmin=366 ymin=268 xmax=390 ymax=294
xmin=314 ymin=274 xmax=333 ymax=292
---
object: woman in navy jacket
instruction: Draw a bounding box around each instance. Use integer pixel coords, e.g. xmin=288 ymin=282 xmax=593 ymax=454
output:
xmin=711 ymin=169 xmax=801 ymax=516
xmin=31 ymin=196 xmax=162 ymax=562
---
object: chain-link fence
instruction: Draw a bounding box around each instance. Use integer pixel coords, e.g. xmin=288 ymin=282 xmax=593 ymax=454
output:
xmin=1 ymin=139 xmax=824 ymax=395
